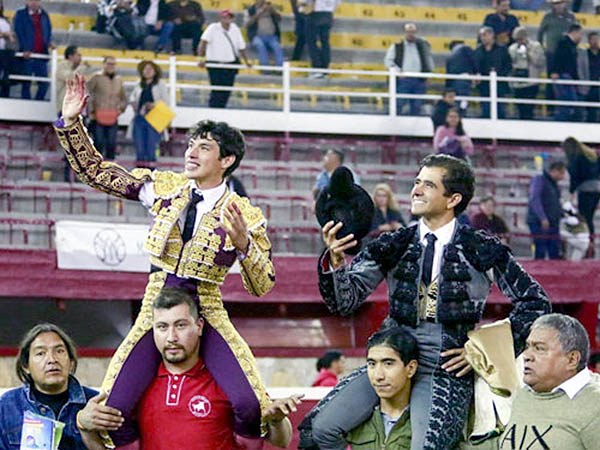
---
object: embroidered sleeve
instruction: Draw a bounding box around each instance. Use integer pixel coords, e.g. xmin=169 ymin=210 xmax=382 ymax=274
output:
xmin=239 ymin=223 xmax=275 ymax=297
xmin=317 ymin=231 xmax=405 ymax=316
xmin=493 ymin=248 xmax=552 ymax=355
xmin=53 ymin=116 xmax=152 ymax=200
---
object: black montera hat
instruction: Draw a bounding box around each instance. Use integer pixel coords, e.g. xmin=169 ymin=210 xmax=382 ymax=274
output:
xmin=315 ymin=166 xmax=374 ymax=255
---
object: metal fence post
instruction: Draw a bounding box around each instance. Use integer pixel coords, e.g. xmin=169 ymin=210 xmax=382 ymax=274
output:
xmin=169 ymin=55 xmax=177 ymax=110
xmin=490 ymin=70 xmax=498 ymax=127
xmin=50 ymin=49 xmax=58 ymax=111
xmin=283 ymin=61 xmax=291 ymax=114
xmin=389 ymin=68 xmax=397 ymax=117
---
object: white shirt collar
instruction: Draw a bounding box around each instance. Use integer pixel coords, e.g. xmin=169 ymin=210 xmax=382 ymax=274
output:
xmin=551 ymin=368 xmax=592 ymax=400
xmin=189 ymin=180 xmax=227 ymax=207
xmin=418 ymin=218 xmax=457 ymax=246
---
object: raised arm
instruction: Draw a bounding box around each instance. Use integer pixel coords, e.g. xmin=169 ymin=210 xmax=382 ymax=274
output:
xmin=54 ymin=74 xmax=151 ymax=200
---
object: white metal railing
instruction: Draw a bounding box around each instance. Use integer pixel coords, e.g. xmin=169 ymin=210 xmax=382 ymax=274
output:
xmin=3 ymin=49 xmax=600 ymax=141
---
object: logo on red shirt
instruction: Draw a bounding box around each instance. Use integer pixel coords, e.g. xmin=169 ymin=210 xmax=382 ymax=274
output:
xmin=188 ymin=395 xmax=212 ymax=418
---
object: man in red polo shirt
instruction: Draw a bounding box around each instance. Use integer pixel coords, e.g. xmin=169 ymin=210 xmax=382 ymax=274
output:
xmin=77 ymin=287 xmax=300 ymax=449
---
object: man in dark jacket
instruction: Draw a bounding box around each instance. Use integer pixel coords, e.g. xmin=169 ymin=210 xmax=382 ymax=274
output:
xmin=137 ymin=0 xmax=174 ymax=53
xmin=244 ymin=0 xmax=283 ymax=68
xmin=431 ymin=88 xmax=456 ymax=131
xmin=446 ymin=40 xmax=476 ymax=112
xmin=484 ymin=0 xmax=520 ymax=46
xmin=13 ymin=0 xmax=52 ymax=100
xmin=527 ymin=161 xmax=567 ymax=259
xmin=474 ymin=26 xmax=512 ymax=118
xmin=384 ymin=23 xmax=434 ymax=116
xmin=551 ymin=23 xmax=583 ymax=121
xmin=302 ymin=154 xmax=550 ymax=450
xmin=169 ymin=0 xmax=204 ymax=54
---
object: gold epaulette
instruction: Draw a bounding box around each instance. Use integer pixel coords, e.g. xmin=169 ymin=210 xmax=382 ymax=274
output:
xmin=152 ymin=171 xmax=190 ymax=199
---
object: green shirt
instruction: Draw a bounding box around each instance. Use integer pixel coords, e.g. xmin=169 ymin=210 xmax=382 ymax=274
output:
xmin=346 ymin=406 xmax=411 ymax=449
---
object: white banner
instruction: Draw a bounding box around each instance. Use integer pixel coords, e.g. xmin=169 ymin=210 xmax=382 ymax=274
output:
xmin=56 ymin=220 xmax=150 ymax=272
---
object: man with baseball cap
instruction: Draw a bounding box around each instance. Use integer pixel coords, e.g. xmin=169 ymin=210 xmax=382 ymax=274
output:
xmin=198 ymin=9 xmax=252 ymax=108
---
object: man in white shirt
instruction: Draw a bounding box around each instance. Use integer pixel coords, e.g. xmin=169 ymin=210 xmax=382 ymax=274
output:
xmin=198 ymin=10 xmax=251 ymax=108
xmin=475 ymin=313 xmax=600 ymax=450
xmin=303 ymin=154 xmax=550 ymax=450
xmin=306 ymin=0 xmax=340 ymax=78
xmin=384 ymin=23 xmax=434 ymax=116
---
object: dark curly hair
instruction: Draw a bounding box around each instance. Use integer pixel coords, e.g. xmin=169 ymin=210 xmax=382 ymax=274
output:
xmin=367 ymin=326 xmax=419 ymax=366
xmin=188 ymin=120 xmax=246 ymax=178
xmin=420 ymin=154 xmax=475 ymax=215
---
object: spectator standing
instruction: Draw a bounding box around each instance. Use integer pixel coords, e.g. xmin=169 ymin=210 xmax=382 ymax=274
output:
xmin=244 ymin=0 xmax=284 ymax=69
xmin=527 ymin=160 xmax=566 ymax=259
xmin=169 ymin=0 xmax=204 ymax=54
xmin=0 ymin=0 xmax=15 ymax=97
xmin=306 ymin=0 xmax=340 ymax=78
xmin=13 ymin=0 xmax=52 ymax=100
xmin=370 ymin=183 xmax=406 ymax=235
xmin=474 ymin=26 xmax=512 ymax=118
xmin=312 ymin=350 xmax=345 ymax=387
xmin=0 ymin=324 xmax=98 ymax=450
xmin=538 ymin=0 xmax=576 ymax=108
xmin=198 ymin=10 xmax=251 ymax=108
xmin=290 ymin=0 xmax=307 ymax=60
xmin=551 ymin=23 xmax=583 ymax=121
xmin=508 ymin=26 xmax=546 ymax=120
xmin=56 ymin=46 xmax=90 ymax=116
xmin=87 ymin=56 xmax=127 ymax=160
xmin=431 ymin=89 xmax=456 ymax=131
xmin=470 ymin=195 xmax=509 ymax=238
xmin=577 ymin=32 xmax=600 ymax=122
xmin=136 ymin=0 xmax=174 ymax=53
xmin=433 ymin=107 xmax=474 ymax=159
xmin=446 ymin=41 xmax=476 ymax=111
xmin=562 ymin=137 xmax=600 ymax=242
xmin=129 ymin=60 xmax=168 ymax=162
xmin=484 ymin=0 xmax=520 ymax=46
xmin=384 ymin=23 xmax=434 ymax=116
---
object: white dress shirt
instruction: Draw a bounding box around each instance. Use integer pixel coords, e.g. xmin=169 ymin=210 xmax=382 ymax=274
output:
xmin=418 ymin=218 xmax=457 ymax=283
xmin=314 ymin=0 xmax=340 ymax=12
xmin=139 ymin=180 xmax=227 ymax=236
xmin=551 ymin=368 xmax=592 ymax=400
xmin=201 ymin=22 xmax=246 ymax=62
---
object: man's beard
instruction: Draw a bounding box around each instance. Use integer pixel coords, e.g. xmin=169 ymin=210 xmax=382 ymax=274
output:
xmin=162 ymin=347 xmax=188 ymax=363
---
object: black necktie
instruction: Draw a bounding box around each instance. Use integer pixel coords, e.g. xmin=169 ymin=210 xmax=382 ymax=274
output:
xmin=182 ymin=191 xmax=203 ymax=244
xmin=422 ymin=233 xmax=437 ymax=286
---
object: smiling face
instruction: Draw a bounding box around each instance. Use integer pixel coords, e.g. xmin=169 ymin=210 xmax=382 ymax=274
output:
xmin=446 ymin=110 xmax=460 ymax=128
xmin=410 ymin=166 xmax=460 ymax=222
xmin=523 ymin=327 xmax=579 ymax=393
xmin=184 ymin=133 xmax=234 ymax=188
xmin=153 ymin=303 xmax=204 ymax=370
xmin=367 ymin=345 xmax=416 ymax=402
xmin=26 ymin=332 xmax=72 ymax=395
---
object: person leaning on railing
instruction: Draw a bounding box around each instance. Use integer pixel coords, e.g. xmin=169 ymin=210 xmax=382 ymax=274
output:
xmin=0 ymin=0 xmax=15 ymax=98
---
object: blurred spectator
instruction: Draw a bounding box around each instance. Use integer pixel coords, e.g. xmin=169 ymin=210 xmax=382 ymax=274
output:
xmin=577 ymin=32 xmax=600 ymax=122
xmin=312 ymin=350 xmax=345 ymax=387
xmin=527 ymin=161 xmax=566 ymax=260
xmin=56 ymin=46 xmax=90 ymax=116
xmin=13 ymin=0 xmax=52 ymax=100
xmin=562 ymin=137 xmax=600 ymax=241
xmin=560 ymin=201 xmax=590 ymax=261
xmin=0 ymin=0 xmax=15 ymax=98
xmin=290 ymin=0 xmax=307 ymax=61
xmin=594 ymin=0 xmax=600 ymax=14
xmin=129 ymin=60 xmax=168 ymax=162
xmin=0 ymin=324 xmax=98 ymax=450
xmin=508 ymin=26 xmax=546 ymax=120
xmin=136 ymin=0 xmax=174 ymax=53
xmin=538 ymin=0 xmax=576 ymax=108
xmin=198 ymin=10 xmax=251 ymax=108
xmin=227 ymin=174 xmax=248 ymax=197
xmin=484 ymin=0 xmax=520 ymax=46
xmin=87 ymin=56 xmax=127 ymax=160
xmin=591 ymin=353 xmax=600 ymax=373
xmin=306 ymin=0 xmax=340 ymax=79
xmin=504 ymin=0 xmax=545 ymax=10
xmin=446 ymin=40 xmax=475 ymax=111
xmin=551 ymin=23 xmax=583 ymax=122
xmin=433 ymin=107 xmax=474 ymax=159
xmin=474 ymin=26 xmax=512 ymax=119
xmin=384 ymin=23 xmax=434 ymax=116
xmin=169 ymin=0 xmax=204 ymax=54
xmin=470 ymin=195 xmax=509 ymax=239
xmin=431 ymin=88 xmax=456 ymax=131
xmin=370 ymin=183 xmax=406 ymax=235
xmin=244 ymin=0 xmax=283 ymax=69
xmin=108 ymin=0 xmax=147 ymax=50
